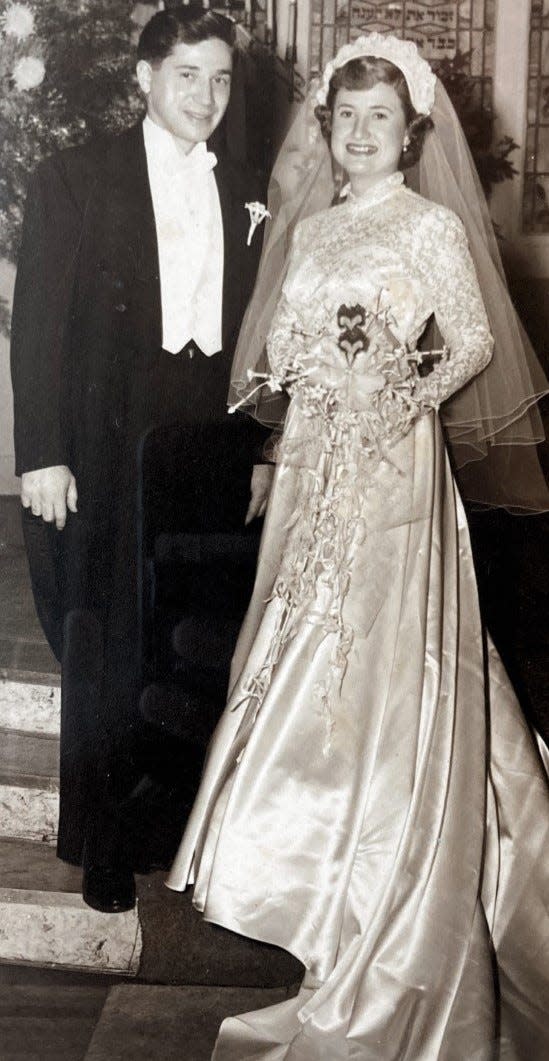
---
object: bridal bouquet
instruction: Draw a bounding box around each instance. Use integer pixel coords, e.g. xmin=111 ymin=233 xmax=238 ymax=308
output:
xmin=278 ymin=294 xmax=447 ymax=456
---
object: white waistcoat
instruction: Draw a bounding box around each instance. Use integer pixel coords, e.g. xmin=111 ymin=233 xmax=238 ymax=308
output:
xmin=143 ymin=116 xmax=224 ymax=356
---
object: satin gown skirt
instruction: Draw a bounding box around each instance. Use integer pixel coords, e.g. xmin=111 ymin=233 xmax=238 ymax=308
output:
xmin=167 ymin=408 xmax=549 ymax=1060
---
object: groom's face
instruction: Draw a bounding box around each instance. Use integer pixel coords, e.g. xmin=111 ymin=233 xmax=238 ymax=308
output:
xmin=137 ymin=37 xmax=233 ymax=152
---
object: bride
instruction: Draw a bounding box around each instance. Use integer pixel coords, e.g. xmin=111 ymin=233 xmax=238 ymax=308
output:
xmin=168 ymin=35 xmax=549 ymax=1060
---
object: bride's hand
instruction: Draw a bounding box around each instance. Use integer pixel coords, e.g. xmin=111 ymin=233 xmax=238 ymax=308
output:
xmin=301 ymin=344 xmax=386 ymax=408
xmin=245 ymin=464 xmax=275 ymax=525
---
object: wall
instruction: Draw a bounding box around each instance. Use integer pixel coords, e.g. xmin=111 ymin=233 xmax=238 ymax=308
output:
xmin=0 ymin=260 xmax=17 ymax=495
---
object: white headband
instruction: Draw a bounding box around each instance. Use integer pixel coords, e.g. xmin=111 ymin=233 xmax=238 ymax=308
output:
xmin=315 ymin=33 xmax=437 ymax=117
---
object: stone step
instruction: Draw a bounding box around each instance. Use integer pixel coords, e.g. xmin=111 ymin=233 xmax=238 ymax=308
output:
xmin=0 ymin=728 xmax=59 ymax=843
xmin=0 ymin=678 xmax=60 ymax=736
xmin=0 ymin=728 xmax=59 ymax=781
xmin=0 ymin=839 xmax=300 ymax=991
xmin=0 ymin=780 xmax=59 ymax=844
xmin=0 ymin=839 xmax=142 ymax=978
xmin=85 ymin=984 xmax=291 ymax=1061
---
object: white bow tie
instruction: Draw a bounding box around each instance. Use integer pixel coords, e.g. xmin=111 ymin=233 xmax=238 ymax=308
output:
xmin=163 ymin=144 xmax=217 ymax=180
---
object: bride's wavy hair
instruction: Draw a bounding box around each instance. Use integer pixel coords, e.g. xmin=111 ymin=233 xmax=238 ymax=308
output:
xmin=314 ymin=57 xmax=433 ymax=170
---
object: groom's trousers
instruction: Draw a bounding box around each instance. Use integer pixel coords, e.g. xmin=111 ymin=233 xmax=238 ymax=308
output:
xmin=25 ymin=343 xmax=262 ymax=870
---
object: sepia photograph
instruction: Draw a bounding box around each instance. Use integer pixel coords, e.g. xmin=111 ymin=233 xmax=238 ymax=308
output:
xmin=0 ymin=1 xmax=547 ymax=1058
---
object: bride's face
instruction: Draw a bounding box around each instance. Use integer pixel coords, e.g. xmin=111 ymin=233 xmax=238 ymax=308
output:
xmin=330 ymin=81 xmax=408 ymax=193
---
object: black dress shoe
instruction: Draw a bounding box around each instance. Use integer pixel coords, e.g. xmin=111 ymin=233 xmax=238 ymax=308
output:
xmin=82 ymin=865 xmax=136 ymax=913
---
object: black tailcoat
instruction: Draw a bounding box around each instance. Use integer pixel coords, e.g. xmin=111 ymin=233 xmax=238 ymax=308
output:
xmin=11 ymin=124 xmax=265 ymax=868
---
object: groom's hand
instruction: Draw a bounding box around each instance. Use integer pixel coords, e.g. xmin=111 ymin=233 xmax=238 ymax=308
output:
xmin=245 ymin=464 xmax=274 ymax=525
xmin=21 ymin=465 xmax=78 ymax=531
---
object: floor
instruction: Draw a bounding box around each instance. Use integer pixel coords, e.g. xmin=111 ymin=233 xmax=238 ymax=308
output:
xmin=0 ymin=963 xmax=117 ymax=1061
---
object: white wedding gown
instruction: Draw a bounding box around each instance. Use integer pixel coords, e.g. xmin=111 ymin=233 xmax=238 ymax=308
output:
xmin=168 ymin=173 xmax=549 ymax=1060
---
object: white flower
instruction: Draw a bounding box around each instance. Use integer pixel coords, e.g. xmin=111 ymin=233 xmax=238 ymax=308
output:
xmin=12 ymin=56 xmax=45 ymax=91
xmin=3 ymin=3 xmax=35 ymax=40
xmin=130 ymin=2 xmax=164 ymax=28
xmin=245 ymin=201 xmax=271 ymax=246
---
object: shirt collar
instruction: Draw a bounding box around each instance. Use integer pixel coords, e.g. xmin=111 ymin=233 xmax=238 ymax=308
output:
xmin=143 ymin=116 xmax=217 ymax=175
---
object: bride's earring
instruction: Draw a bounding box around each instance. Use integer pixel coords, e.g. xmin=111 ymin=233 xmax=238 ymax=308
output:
xmin=402 ymin=136 xmax=411 ymax=154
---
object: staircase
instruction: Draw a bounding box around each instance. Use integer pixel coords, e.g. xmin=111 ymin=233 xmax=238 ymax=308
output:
xmin=0 ymin=498 xmax=300 ymax=1057
xmin=0 ymin=669 xmax=300 ymax=1058
xmin=0 ymin=676 xmax=142 ymax=978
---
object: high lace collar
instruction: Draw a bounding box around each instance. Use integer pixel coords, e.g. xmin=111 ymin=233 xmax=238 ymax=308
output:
xmin=343 ymin=171 xmax=405 ymax=211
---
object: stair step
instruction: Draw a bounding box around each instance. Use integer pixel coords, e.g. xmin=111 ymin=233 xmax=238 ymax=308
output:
xmin=0 ymin=780 xmax=59 ymax=844
xmin=0 ymin=729 xmax=59 ymax=782
xmin=0 ymin=840 xmax=300 ymax=991
xmin=0 ymin=729 xmax=59 ymax=843
xmin=0 ymin=539 xmax=60 ymax=683
xmin=0 ymin=840 xmax=142 ymax=977
xmin=0 ymin=837 xmax=79 ymax=892
xmin=0 ymin=679 xmax=60 ymax=736
xmin=0 ymin=637 xmax=60 ymax=686
xmin=85 ymin=984 xmax=290 ymax=1060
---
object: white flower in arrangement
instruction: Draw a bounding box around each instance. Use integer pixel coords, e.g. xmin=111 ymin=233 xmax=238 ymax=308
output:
xmin=245 ymin=201 xmax=271 ymax=246
xmin=12 ymin=55 xmax=46 ymax=91
xmin=130 ymin=1 xmax=165 ymax=27
xmin=3 ymin=3 xmax=35 ymax=40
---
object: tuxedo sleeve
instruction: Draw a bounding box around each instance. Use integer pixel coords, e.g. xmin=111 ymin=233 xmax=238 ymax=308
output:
xmin=239 ymin=170 xmax=273 ymax=462
xmin=10 ymin=157 xmax=84 ymax=476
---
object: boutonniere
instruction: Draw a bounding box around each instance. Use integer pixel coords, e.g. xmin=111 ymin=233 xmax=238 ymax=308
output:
xmin=245 ymin=201 xmax=271 ymax=246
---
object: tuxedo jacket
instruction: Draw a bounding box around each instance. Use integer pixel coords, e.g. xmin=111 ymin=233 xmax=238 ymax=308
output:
xmin=11 ymin=122 xmax=264 ymax=487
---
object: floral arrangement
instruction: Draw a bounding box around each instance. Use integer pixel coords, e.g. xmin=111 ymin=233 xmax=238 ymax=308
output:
xmin=239 ymin=294 xmax=446 ymax=460
xmin=0 ymin=1 xmax=164 ymax=334
xmin=0 ymin=1 xmax=155 ymax=268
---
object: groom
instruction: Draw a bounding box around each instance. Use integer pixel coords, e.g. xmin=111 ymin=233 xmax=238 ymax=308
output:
xmin=11 ymin=6 xmax=270 ymax=912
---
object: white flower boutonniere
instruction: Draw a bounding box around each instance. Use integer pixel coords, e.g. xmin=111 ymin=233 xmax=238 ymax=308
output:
xmin=245 ymin=201 xmax=271 ymax=246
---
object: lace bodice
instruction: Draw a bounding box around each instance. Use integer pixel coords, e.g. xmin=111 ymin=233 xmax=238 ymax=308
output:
xmin=267 ymin=174 xmax=493 ymax=446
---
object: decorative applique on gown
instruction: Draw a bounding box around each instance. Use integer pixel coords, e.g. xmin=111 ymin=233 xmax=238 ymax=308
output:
xmin=168 ymin=174 xmax=549 ymax=1060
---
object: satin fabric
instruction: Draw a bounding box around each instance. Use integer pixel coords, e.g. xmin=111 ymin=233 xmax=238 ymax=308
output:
xmin=168 ymin=402 xmax=548 ymax=1059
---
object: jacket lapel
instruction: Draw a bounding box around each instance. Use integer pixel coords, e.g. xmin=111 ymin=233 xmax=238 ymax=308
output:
xmin=214 ymin=155 xmax=246 ymax=350
xmin=99 ymin=124 xmax=162 ymax=353
xmin=123 ymin=125 xmax=162 ymax=353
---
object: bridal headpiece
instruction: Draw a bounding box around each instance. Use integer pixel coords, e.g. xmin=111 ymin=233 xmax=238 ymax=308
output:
xmin=229 ymin=32 xmax=549 ymax=512
xmin=315 ymin=33 xmax=437 ymax=116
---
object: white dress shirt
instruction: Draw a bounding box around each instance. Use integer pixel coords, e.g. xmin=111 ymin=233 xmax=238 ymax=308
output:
xmin=143 ymin=116 xmax=224 ymax=356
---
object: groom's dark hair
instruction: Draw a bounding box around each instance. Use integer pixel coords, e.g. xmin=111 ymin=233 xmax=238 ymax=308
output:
xmin=137 ymin=4 xmax=236 ymax=65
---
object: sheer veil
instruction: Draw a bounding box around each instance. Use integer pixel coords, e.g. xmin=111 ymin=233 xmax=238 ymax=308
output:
xmin=228 ymin=86 xmax=333 ymax=430
xmin=419 ymin=82 xmax=549 ymax=510
xmin=229 ymin=56 xmax=549 ymax=512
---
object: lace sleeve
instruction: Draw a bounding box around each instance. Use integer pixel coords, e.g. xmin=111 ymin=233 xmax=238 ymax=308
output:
xmin=266 ymin=219 xmax=313 ymax=386
xmin=413 ymin=209 xmax=494 ymax=411
xmin=266 ymin=292 xmax=308 ymax=384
